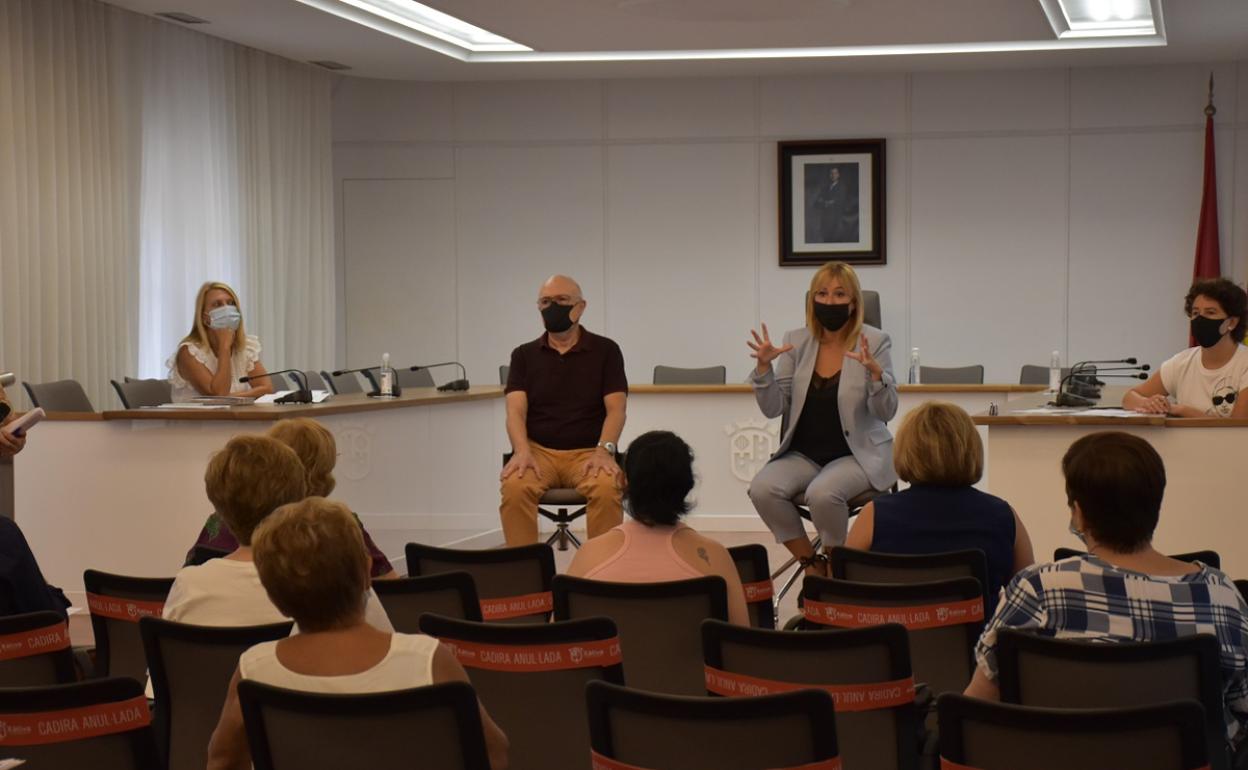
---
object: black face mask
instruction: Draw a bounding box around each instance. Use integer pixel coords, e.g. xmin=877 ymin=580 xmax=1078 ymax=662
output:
xmin=1191 ymin=316 xmax=1228 ymax=348
xmin=541 ymin=303 xmax=577 ymax=333
xmin=813 ymin=302 xmax=852 ymax=332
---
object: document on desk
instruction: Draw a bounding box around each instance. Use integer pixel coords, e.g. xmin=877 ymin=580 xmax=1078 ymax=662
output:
xmin=1006 ymin=406 xmax=1143 ymax=418
xmin=151 ymin=403 xmax=233 ymax=410
xmin=255 ymin=390 xmax=332 ymax=404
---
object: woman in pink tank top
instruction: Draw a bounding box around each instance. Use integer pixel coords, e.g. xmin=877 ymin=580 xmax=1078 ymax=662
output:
xmin=567 ymin=431 xmax=750 ymax=626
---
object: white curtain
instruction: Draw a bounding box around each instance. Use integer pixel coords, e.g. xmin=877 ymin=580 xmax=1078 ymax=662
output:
xmin=0 ymin=0 xmax=141 ymax=409
xmin=0 ymin=0 xmax=335 ymax=406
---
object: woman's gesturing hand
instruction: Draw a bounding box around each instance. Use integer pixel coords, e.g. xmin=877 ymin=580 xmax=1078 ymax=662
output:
xmin=747 ymin=323 xmax=794 ymax=374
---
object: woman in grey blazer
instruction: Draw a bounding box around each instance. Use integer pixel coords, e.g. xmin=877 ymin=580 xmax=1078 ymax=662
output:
xmin=746 ymin=261 xmax=898 ymax=575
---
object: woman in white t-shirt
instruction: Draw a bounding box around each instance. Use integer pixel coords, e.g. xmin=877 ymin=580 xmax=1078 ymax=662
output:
xmin=168 ymin=281 xmax=273 ymax=402
xmin=206 ymin=497 xmax=509 ymax=770
xmin=1124 ymin=278 xmax=1248 ymax=418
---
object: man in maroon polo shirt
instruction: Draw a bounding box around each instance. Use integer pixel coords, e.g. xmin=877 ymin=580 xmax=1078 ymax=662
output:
xmin=499 ymin=275 xmax=628 ymax=546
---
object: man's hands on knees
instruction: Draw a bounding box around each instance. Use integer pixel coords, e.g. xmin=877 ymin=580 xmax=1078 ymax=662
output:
xmin=581 ymin=448 xmax=620 ymax=481
xmin=501 ymin=450 xmax=539 ymax=481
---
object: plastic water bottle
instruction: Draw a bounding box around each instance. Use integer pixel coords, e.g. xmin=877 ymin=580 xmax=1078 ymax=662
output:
xmin=380 ymin=352 xmax=394 ymax=397
xmin=1048 ymin=350 xmax=1061 ymax=393
xmin=909 ymin=348 xmax=921 ymax=384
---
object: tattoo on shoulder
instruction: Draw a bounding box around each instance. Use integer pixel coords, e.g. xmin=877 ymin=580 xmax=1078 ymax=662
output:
xmin=697 ymin=547 xmax=710 ymax=564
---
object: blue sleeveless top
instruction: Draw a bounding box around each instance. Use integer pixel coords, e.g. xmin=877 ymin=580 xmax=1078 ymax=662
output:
xmin=870 ymin=485 xmax=1016 ymax=617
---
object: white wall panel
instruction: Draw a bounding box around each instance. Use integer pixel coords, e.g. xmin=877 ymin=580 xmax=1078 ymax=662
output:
xmin=342 ymin=179 xmax=458 ymax=372
xmin=607 ymin=78 xmax=756 ymax=140
xmin=454 ymin=146 xmax=605 ymax=386
xmin=759 ymin=73 xmax=908 ymax=138
xmin=909 ymin=135 xmax=1069 ymax=383
xmin=1236 ymin=129 xmax=1248 ymax=285
xmin=333 ymin=79 xmax=454 ymax=142
xmin=1070 ymin=63 xmax=1238 ymax=129
xmin=1067 ymin=131 xmax=1203 ymax=372
xmin=334 ymin=145 xmax=454 ymax=180
xmin=605 ymin=143 xmax=757 ymax=384
xmin=911 ymin=69 xmax=1067 ymax=134
xmin=1238 ymin=61 xmax=1248 ymax=124
xmin=454 ymin=81 xmax=603 ymax=143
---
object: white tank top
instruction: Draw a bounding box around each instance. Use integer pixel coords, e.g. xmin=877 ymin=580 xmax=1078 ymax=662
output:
xmin=239 ymin=633 xmax=439 ymax=694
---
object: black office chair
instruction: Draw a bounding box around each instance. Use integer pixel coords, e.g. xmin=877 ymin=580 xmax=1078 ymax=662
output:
xmin=83 ymin=570 xmax=174 ymax=683
xmin=406 ymin=542 xmax=556 ymax=623
xmin=501 ymin=450 xmax=624 ymax=551
xmin=652 ymin=365 xmax=728 ymax=385
xmin=323 ymin=370 xmax=363 ymax=394
xmin=371 ymin=572 xmax=483 ymax=632
xmin=726 ymin=544 xmax=775 ymax=630
xmin=23 ymin=378 xmax=94 ymax=411
xmin=238 ymin=680 xmax=492 ymax=770
xmin=937 ymin=694 xmax=1209 ymax=770
xmin=498 ymin=365 xmax=510 ymax=386
xmin=1053 ymin=547 xmax=1221 ymax=569
xmin=112 ymin=378 xmax=173 ymax=408
xmin=302 ymin=370 xmax=328 ymax=390
xmin=362 ymin=366 xmax=435 ymax=390
xmin=0 ymin=611 xmax=76 ymax=686
xmin=1020 ymin=364 xmax=1070 ymax=385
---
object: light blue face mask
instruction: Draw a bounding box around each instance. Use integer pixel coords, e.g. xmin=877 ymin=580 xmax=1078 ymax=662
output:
xmin=207 ymin=305 xmax=242 ymax=330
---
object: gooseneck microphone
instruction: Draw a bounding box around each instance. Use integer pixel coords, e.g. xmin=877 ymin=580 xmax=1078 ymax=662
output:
xmin=1051 ymin=359 xmax=1149 ymax=408
xmin=409 ymin=362 xmax=471 ymax=392
xmin=330 ymin=365 xmax=403 ymax=398
xmin=240 ymin=369 xmax=313 ymax=404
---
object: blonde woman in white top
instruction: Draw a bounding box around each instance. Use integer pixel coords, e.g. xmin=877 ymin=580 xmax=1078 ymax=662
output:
xmin=169 ymin=281 xmax=273 ymax=402
xmin=207 ymin=497 xmax=510 ymax=770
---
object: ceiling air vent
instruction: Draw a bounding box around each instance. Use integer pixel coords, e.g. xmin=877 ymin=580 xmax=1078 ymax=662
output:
xmin=155 ymin=12 xmax=209 ymax=24
xmin=310 ymin=60 xmax=353 ymax=71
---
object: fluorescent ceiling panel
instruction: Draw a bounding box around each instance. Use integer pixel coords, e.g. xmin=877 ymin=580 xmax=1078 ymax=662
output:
xmin=296 ymin=0 xmax=1165 ymax=63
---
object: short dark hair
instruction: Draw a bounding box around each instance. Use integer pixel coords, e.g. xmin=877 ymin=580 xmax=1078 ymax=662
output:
xmin=1061 ymin=432 xmax=1166 ymax=553
xmin=623 ymin=431 xmax=695 ymax=527
xmin=1185 ymin=278 xmax=1248 ymax=343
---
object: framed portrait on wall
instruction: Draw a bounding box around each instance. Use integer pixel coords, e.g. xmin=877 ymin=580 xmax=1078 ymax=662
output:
xmin=778 ymin=139 xmax=885 ymax=267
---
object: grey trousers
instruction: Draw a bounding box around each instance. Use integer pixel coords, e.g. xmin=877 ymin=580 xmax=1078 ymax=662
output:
xmin=747 ymin=452 xmax=873 ymax=548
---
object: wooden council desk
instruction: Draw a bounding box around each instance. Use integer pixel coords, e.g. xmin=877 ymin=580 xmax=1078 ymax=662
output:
xmin=975 ymin=398 xmax=1248 ymax=578
xmin=17 ymin=383 xmax=1041 ymax=604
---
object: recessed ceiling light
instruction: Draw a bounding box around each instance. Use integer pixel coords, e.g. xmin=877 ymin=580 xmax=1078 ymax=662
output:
xmin=1039 ymin=0 xmax=1160 ymax=39
xmin=294 ymin=0 xmax=530 ymax=53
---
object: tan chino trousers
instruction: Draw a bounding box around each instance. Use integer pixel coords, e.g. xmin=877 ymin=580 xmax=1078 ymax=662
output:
xmin=499 ymin=442 xmax=623 ymax=546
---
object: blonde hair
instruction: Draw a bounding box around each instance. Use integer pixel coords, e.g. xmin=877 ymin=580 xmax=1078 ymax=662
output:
xmin=267 ymin=418 xmax=337 ymax=497
xmin=893 ymin=402 xmax=983 ymax=487
xmin=181 ymin=282 xmax=247 ymax=357
xmin=805 ymin=262 xmax=865 ymax=344
xmin=204 ymin=435 xmax=307 ymax=545
xmin=253 ymin=497 xmax=369 ymax=632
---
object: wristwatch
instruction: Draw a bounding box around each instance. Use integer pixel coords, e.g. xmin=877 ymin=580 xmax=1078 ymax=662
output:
xmin=597 ymin=440 xmax=617 ymax=455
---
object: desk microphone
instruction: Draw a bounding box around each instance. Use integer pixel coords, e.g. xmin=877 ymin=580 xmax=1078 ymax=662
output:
xmin=1052 ymin=366 xmax=1148 ymax=408
xmin=409 ymin=362 xmax=470 ymax=392
xmin=240 ymin=369 xmax=313 ymax=404
xmin=330 ymin=365 xmax=403 ymax=398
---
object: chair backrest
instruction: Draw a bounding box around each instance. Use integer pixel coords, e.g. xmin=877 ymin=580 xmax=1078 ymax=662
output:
xmin=83 ymin=570 xmax=174 ymax=682
xmin=323 ymin=370 xmax=363 ymax=394
xmin=0 ymin=610 xmax=76 ymax=686
xmin=499 ymin=365 xmax=510 ymax=386
xmin=362 ymin=366 xmax=435 ymax=390
xmin=22 ymin=378 xmax=94 ymax=412
xmin=587 ymin=680 xmax=839 ymax=769
xmin=1052 ymin=547 xmax=1221 ymax=569
xmin=829 ymin=546 xmax=989 ymax=605
xmin=372 ymin=573 xmax=483 ymax=632
xmin=1019 ymin=364 xmax=1071 ymax=385
xmin=702 ymin=619 xmax=919 ymax=770
xmin=301 ymin=370 xmax=328 ymax=390
xmin=802 ymin=575 xmax=985 ymax=697
xmin=652 ymin=366 xmax=728 ymax=385
xmin=268 ymin=372 xmax=290 ymax=391
xmin=726 ymin=544 xmax=775 ymax=630
xmin=112 ymin=378 xmax=172 ymax=409
xmin=186 ymin=544 xmax=231 ymax=566
xmin=862 ymin=289 xmax=882 ymax=329
xmin=918 ymin=365 xmax=985 ymax=384
xmin=996 ymin=630 xmax=1227 ymax=770
xmin=238 ymin=680 xmax=492 ymax=770
xmin=419 ymin=613 xmax=624 ymax=770
xmin=406 ymin=542 xmax=556 ymax=623
xmin=140 ymin=617 xmax=293 ymax=770
xmin=1235 ymin=580 xmax=1248 ymax=602
xmin=938 ymin=694 xmax=1209 ymax=770
xmin=553 ymin=575 xmax=729 ymax=695
xmin=0 ymin=677 xmax=160 ymax=769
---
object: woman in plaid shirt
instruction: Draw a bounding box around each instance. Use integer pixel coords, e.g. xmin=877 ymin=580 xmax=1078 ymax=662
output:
xmin=966 ymin=431 xmax=1248 ymax=749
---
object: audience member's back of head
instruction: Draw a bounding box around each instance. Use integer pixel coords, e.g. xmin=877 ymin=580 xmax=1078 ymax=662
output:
xmin=893 ymin=401 xmax=982 ymax=487
xmin=623 ymin=430 xmax=695 ymax=527
xmin=205 ymin=435 xmax=307 ymax=546
xmin=1062 ymin=431 xmax=1165 ymax=553
xmin=267 ymin=418 xmax=337 ymax=497
xmin=252 ymin=497 xmax=369 ymax=633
